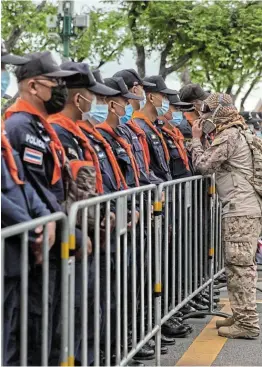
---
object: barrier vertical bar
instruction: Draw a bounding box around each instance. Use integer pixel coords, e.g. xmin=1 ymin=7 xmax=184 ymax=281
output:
xmin=147 ymin=190 xmax=152 ymax=332
xmin=154 ymin=188 xmax=162 ymax=367
xmin=1 ymin=239 xmax=5 ymax=366
xmin=61 ymin=219 xmax=69 ymax=367
xmin=21 ymin=231 xmax=28 ymax=366
xmin=171 ymin=185 xmax=176 ymax=308
xmin=131 ymin=194 xmax=137 ymax=349
xmin=42 ymin=225 xmax=49 ymax=366
xmin=105 ymin=201 xmax=111 ymax=366
xmin=184 ymin=182 xmax=188 ymax=298
xmin=178 ymin=183 xmax=182 ymax=304
xmin=164 ymin=186 xmax=169 ymax=316
xmin=116 ymin=198 xmax=122 ymax=366
xmin=140 ymin=192 xmax=145 ymax=340
xmin=123 ymin=229 xmax=128 ymax=358
xmin=199 ymin=178 xmax=203 ymax=287
xmin=208 ymin=175 xmax=216 ymax=312
xmin=68 ymin=257 xmax=75 ymax=366
xmin=94 ymin=204 xmax=101 ymax=366
xmin=81 ymin=208 xmax=88 ymax=367
xmin=194 ymin=179 xmax=198 ymax=291
xmin=188 ymin=181 xmax=193 ymax=296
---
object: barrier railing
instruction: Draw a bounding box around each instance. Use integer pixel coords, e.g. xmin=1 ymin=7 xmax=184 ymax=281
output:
xmin=67 ymin=185 xmax=162 ymax=366
xmin=1 ymin=212 xmax=68 ymax=366
xmin=2 ymin=175 xmax=229 ymax=366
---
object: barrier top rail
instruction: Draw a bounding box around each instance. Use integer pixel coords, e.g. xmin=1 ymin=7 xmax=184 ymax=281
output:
xmin=1 ymin=212 xmax=67 ymax=239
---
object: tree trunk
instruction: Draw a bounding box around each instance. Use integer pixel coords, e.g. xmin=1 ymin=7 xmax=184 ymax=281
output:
xmin=127 ymin=1 xmax=148 ymax=77
xmin=5 ymin=1 xmax=47 ymax=52
xmin=180 ymin=67 xmax=192 ymax=86
xmin=136 ymin=45 xmax=146 ymax=77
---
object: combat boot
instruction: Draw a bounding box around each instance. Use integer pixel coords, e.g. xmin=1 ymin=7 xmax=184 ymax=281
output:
xmin=218 ymin=324 xmax=260 ymax=339
xmin=216 ymin=316 xmax=234 ymax=329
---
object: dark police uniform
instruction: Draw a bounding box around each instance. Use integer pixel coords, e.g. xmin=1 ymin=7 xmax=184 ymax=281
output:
xmin=81 ymin=128 xmax=122 ymax=193
xmin=133 ymin=117 xmax=172 ymax=181
xmin=97 ymin=127 xmax=138 ymax=188
xmin=1 ymin=147 xmax=50 ymax=366
xmin=161 ymin=129 xmax=191 ymax=180
xmin=116 ymin=123 xmax=163 ymax=185
xmin=5 ymin=111 xmax=67 ymax=366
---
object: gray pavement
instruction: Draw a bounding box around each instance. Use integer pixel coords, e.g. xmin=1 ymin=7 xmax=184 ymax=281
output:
xmin=145 ymin=269 xmax=262 ymax=366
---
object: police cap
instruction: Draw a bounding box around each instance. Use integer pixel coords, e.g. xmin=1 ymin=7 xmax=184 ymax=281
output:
xmin=113 ymin=69 xmax=155 ymax=89
xmin=1 ymin=39 xmax=29 ymax=65
xmin=179 ymin=83 xmax=209 ymax=102
xmin=92 ymin=69 xmax=104 ymax=84
xmin=240 ymin=111 xmax=261 ymax=125
xmin=61 ymin=62 xmax=119 ymax=96
xmin=143 ymin=75 xmax=177 ymax=95
xmin=104 ymin=77 xmax=143 ymax=100
xmin=15 ymin=52 xmax=78 ymax=82
xmin=168 ymin=93 xmax=195 ymax=111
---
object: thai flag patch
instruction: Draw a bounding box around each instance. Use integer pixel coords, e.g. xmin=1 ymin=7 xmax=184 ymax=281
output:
xmin=23 ymin=147 xmax=43 ymax=165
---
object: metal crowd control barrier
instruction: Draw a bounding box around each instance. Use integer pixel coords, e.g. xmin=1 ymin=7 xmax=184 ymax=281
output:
xmin=1 ymin=212 xmax=69 ymax=366
xmin=2 ymin=175 xmax=228 ymax=366
xmin=155 ymin=175 xmax=228 ymax=324
xmin=68 ymin=185 xmax=162 ymax=367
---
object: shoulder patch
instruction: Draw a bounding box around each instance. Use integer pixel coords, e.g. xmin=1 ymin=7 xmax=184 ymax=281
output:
xmin=212 ymin=136 xmax=228 ymax=146
xmin=23 ymin=147 xmax=43 ymax=165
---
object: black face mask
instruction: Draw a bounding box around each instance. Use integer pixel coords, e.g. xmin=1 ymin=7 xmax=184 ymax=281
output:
xmin=43 ymin=84 xmax=68 ymax=115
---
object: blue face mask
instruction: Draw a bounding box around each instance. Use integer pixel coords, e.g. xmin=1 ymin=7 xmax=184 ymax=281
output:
xmin=156 ymin=98 xmax=170 ymax=117
xmin=88 ymin=104 xmax=108 ymax=124
xmin=81 ymin=95 xmax=97 ymax=122
xmin=139 ymin=91 xmax=146 ymax=110
xmin=120 ymin=104 xmax=133 ymax=124
xmin=169 ymin=111 xmax=183 ymax=125
xmin=256 ymin=131 xmax=262 ymax=138
xmin=1 ymin=70 xmax=10 ymax=96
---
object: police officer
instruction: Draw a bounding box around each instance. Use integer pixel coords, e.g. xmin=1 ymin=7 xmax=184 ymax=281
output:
xmin=96 ymin=77 xmax=142 ymax=189
xmin=1 ymin=44 xmax=56 ymax=366
xmin=158 ymin=93 xmax=192 ymax=180
xmin=179 ymin=83 xmax=209 ymax=112
xmin=3 ymin=51 xmax=86 ymax=365
xmin=112 ymin=70 xmax=163 ymax=185
xmin=132 ymin=75 xmax=175 ymax=182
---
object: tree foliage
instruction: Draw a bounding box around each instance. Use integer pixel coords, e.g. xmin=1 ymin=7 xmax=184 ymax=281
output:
xmin=1 ymin=0 xmax=262 ymax=108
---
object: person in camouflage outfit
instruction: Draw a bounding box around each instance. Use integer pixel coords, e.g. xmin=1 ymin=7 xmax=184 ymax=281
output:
xmin=191 ymin=92 xmax=262 ymax=339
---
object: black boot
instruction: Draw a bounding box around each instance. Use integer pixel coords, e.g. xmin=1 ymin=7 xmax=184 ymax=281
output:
xmin=133 ymin=344 xmax=155 ymax=360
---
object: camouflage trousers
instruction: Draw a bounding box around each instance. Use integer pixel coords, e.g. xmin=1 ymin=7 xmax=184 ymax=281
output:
xmin=222 ymin=215 xmax=262 ymax=331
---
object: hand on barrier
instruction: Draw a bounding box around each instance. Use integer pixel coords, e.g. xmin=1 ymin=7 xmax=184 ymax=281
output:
xmin=127 ymin=210 xmax=139 ymax=230
xmin=192 ymin=119 xmax=203 ymax=139
xmin=100 ymin=212 xmax=116 ymax=249
xmin=31 ymin=222 xmax=56 ymax=264
xmin=75 ymin=236 xmax=93 ymax=259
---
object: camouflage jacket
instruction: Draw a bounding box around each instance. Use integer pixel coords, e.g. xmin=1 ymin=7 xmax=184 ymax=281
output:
xmin=192 ymin=127 xmax=262 ymax=218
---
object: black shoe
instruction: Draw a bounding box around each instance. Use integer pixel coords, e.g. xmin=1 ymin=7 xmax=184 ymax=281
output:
xmin=133 ymin=344 xmax=155 ymax=360
xmin=170 ymin=316 xmax=193 ymax=333
xmin=174 ymin=311 xmax=184 ymax=318
xmin=147 ymin=339 xmax=169 ymax=354
xmin=161 ymin=333 xmax=176 ymax=345
xmin=189 ymin=300 xmax=209 ymax=311
xmin=128 ymin=359 xmax=145 ymax=366
xmin=180 ymin=304 xmax=196 ymax=315
xmin=162 ymin=319 xmax=191 ymax=338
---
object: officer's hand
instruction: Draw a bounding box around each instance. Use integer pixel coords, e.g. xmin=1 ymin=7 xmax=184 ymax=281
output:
xmin=47 ymin=221 xmax=56 ymax=248
xmin=34 ymin=225 xmax=43 ymax=245
xmin=192 ymin=119 xmax=203 ymax=139
xmin=127 ymin=211 xmax=139 ymax=230
xmin=101 ymin=212 xmax=116 ymax=231
xmin=75 ymin=236 xmax=93 ymax=259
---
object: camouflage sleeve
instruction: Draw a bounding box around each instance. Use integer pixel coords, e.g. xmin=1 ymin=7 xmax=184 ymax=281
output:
xmin=191 ymin=129 xmax=238 ymax=175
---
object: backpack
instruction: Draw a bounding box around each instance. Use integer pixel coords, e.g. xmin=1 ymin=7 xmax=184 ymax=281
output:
xmin=62 ymin=159 xmax=97 ymax=229
xmin=240 ymin=130 xmax=262 ymax=198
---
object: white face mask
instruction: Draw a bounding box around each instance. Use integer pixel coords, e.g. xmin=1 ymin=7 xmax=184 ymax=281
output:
xmin=80 ymin=95 xmax=97 ymax=121
xmin=139 ymin=90 xmax=147 ymax=110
